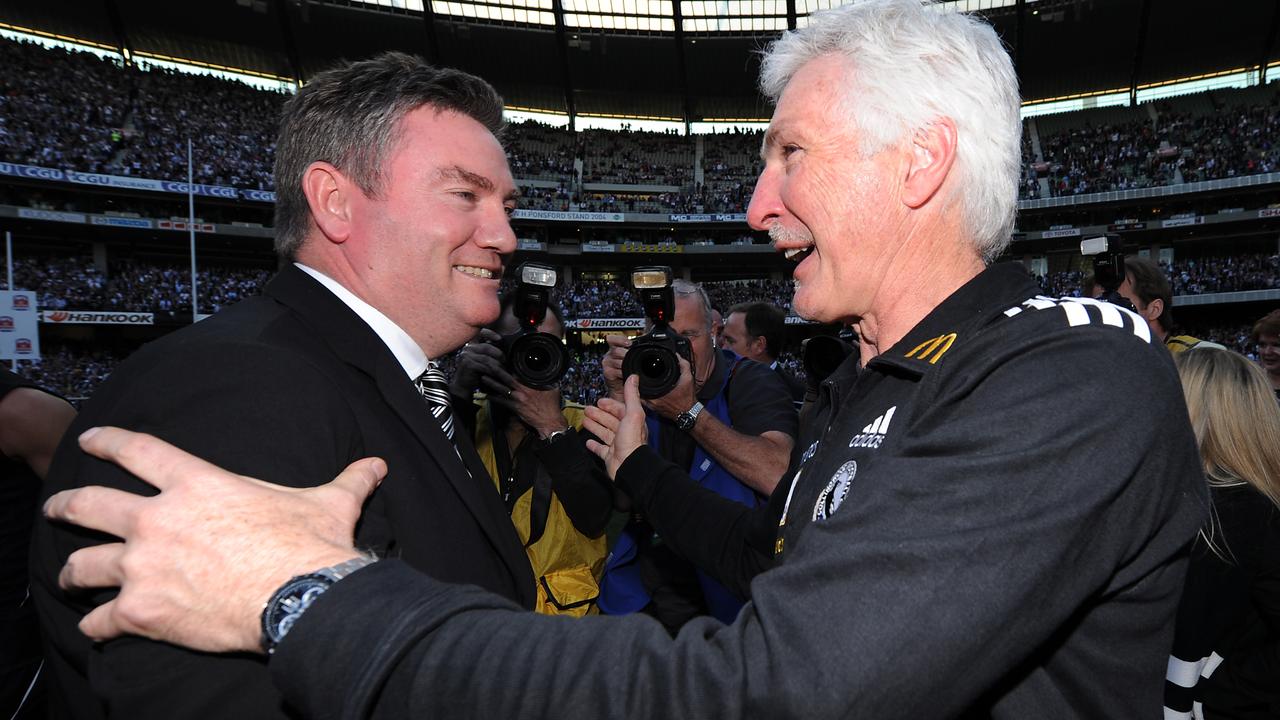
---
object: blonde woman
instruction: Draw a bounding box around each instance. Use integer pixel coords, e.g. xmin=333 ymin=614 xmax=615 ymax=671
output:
xmin=1165 ymin=348 xmax=1280 ymax=720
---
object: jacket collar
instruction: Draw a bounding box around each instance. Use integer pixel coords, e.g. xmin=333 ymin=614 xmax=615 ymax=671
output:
xmin=868 ymin=262 xmax=1041 ymax=378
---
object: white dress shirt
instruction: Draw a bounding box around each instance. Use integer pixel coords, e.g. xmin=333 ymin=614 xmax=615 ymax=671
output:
xmin=294 ymin=263 xmax=430 ymax=379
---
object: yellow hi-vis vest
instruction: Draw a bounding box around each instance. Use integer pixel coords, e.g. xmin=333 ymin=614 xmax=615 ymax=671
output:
xmin=473 ymin=400 xmax=607 ymax=617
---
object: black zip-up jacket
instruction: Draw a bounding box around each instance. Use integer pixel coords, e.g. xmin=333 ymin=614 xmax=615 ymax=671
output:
xmin=270 ymin=263 xmax=1208 ymax=719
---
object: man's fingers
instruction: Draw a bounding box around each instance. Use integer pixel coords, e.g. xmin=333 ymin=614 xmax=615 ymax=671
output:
xmin=584 ymin=402 xmax=622 ymax=429
xmin=78 ymin=427 xmax=220 ymax=493
xmin=478 ymin=371 xmax=512 ymax=394
xmin=623 ymin=373 xmax=643 ymax=410
xmin=472 ymin=357 xmax=516 ymax=388
xmin=317 ymin=457 xmax=387 ymax=510
xmin=487 ymin=394 xmax=516 ymax=412
xmin=581 ymin=413 xmax=615 ymax=446
xmin=60 ymin=542 xmax=125 ymax=590
xmin=79 ymin=599 xmax=126 ymax=643
xmin=470 ymin=343 xmax=505 ymax=362
xmin=594 ymin=397 xmax=626 ymax=421
xmin=584 ymin=438 xmax=610 ymax=464
xmin=44 ymin=486 xmax=146 ymax=539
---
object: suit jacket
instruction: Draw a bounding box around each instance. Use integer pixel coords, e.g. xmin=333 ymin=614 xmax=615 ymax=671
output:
xmin=30 ymin=265 xmax=535 ymax=719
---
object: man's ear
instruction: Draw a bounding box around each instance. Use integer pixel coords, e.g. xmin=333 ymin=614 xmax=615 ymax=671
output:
xmin=1143 ymin=297 xmax=1164 ymax=322
xmin=302 ymin=162 xmax=354 ymax=245
xmin=902 ymin=117 xmax=959 ymax=209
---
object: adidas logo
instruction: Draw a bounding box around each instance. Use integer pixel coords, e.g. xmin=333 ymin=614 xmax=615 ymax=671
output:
xmin=848 ymin=406 xmax=897 ymax=449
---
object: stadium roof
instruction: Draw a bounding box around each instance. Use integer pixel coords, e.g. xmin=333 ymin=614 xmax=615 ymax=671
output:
xmin=3 ymin=0 xmax=1277 ymax=123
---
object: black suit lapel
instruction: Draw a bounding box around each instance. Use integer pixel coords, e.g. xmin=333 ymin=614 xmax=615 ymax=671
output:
xmin=371 ymin=351 xmax=535 ymax=607
xmin=264 ymin=266 xmax=535 ymax=607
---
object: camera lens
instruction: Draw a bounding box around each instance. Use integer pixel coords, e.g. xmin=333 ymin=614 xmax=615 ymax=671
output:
xmin=641 ymin=353 xmax=668 ymax=379
xmin=508 ymin=333 xmax=568 ymax=390
xmin=522 ymin=345 xmax=551 ymax=373
xmin=623 ymin=343 xmax=681 ymax=399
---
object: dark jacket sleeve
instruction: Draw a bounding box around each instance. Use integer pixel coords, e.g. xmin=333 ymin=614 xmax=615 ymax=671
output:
xmin=533 ymin=426 xmax=613 ymax=538
xmin=269 ymin=322 xmax=1207 ymax=720
xmin=615 ymin=445 xmax=779 ymax=598
xmin=1198 ymin=496 xmax=1280 ymax=712
xmin=33 ymin=340 xmax=363 ymax=720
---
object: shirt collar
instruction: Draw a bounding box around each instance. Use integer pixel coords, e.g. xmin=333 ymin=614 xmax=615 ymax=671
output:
xmin=870 ymin=262 xmax=1041 ymax=377
xmin=697 ymin=349 xmax=728 ymax=403
xmin=294 ymin=263 xmax=430 ymax=379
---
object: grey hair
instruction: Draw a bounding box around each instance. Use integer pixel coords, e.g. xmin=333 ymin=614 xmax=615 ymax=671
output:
xmin=273 ymin=52 xmax=505 ymax=260
xmin=672 ymin=278 xmax=713 ymax=332
xmin=759 ymin=0 xmax=1021 ymax=262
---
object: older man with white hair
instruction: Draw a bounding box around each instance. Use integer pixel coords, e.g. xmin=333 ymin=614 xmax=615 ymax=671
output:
xmin=45 ymin=1 xmax=1206 ymax=718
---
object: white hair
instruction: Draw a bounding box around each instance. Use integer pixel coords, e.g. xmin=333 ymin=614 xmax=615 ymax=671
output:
xmin=759 ymin=0 xmax=1021 ymax=262
xmin=672 ymin=278 xmax=713 ymax=331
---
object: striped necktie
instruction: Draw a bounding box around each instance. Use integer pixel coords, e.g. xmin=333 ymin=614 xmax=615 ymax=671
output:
xmin=414 ymin=362 xmax=455 ymax=441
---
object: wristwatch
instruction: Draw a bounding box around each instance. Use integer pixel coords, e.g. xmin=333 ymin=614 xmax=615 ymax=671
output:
xmin=539 ymin=426 xmax=572 ymax=445
xmin=675 ymin=401 xmax=704 ymax=432
xmin=260 ymin=555 xmax=378 ymax=654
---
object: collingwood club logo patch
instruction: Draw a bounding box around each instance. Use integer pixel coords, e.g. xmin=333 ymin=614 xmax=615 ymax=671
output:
xmin=813 ymin=460 xmax=857 ymax=521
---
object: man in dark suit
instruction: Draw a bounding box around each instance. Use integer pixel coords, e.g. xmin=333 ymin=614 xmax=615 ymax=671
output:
xmin=720 ymin=301 xmax=806 ymax=405
xmin=1 ymin=368 xmax=75 ymax=720
xmin=30 ymin=52 xmax=531 ymax=719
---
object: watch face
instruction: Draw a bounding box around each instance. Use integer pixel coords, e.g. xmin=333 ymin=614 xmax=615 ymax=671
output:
xmin=263 ymin=574 xmax=332 ymax=647
xmin=677 ymin=402 xmax=702 ymax=431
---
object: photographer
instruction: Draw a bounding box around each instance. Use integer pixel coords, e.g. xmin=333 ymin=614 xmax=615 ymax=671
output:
xmin=448 ymin=295 xmax=613 ymax=617
xmin=598 ymin=278 xmax=797 ymax=630
xmin=1115 ymin=255 xmax=1225 ymax=354
xmin=721 ymin=301 xmax=806 ymax=405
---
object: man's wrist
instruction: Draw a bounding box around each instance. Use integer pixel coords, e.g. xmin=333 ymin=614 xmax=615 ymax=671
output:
xmin=675 ymin=401 xmax=704 ymax=432
xmin=259 ymin=551 xmax=378 ymax=655
xmin=537 ymin=425 xmax=571 ymax=442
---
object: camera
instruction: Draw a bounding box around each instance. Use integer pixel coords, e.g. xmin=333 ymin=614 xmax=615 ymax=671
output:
xmin=801 ymin=327 xmax=857 ymax=386
xmin=500 ymin=262 xmax=569 ymax=390
xmin=1080 ymin=234 xmax=1136 ymax=312
xmin=622 ymin=266 xmax=692 ymax=399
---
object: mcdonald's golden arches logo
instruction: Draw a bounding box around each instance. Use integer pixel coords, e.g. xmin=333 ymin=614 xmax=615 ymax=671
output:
xmin=906 ymin=333 xmax=957 ymax=364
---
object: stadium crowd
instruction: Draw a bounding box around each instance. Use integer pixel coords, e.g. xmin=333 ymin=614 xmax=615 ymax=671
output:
xmin=119 ymin=67 xmax=283 ymax=190
xmin=1035 ymin=253 xmax=1280 ymax=298
xmin=0 ymin=40 xmax=130 ymax=174
xmin=13 ymin=253 xmax=1272 ymax=324
xmin=11 ymin=257 xmax=273 ymax=316
xmin=12 ymin=347 xmax=121 ymax=403
xmin=580 ymin=127 xmax=694 ymax=186
xmin=6 ymin=12 xmax=1280 ymax=720
xmin=1025 ymin=90 xmax=1280 ymax=199
xmin=0 ymin=39 xmax=285 ymax=189
xmin=8 ymin=36 xmax=1279 ymax=212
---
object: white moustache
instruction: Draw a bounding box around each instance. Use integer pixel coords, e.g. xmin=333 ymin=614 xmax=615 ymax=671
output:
xmin=769 ymin=223 xmax=814 ymax=246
